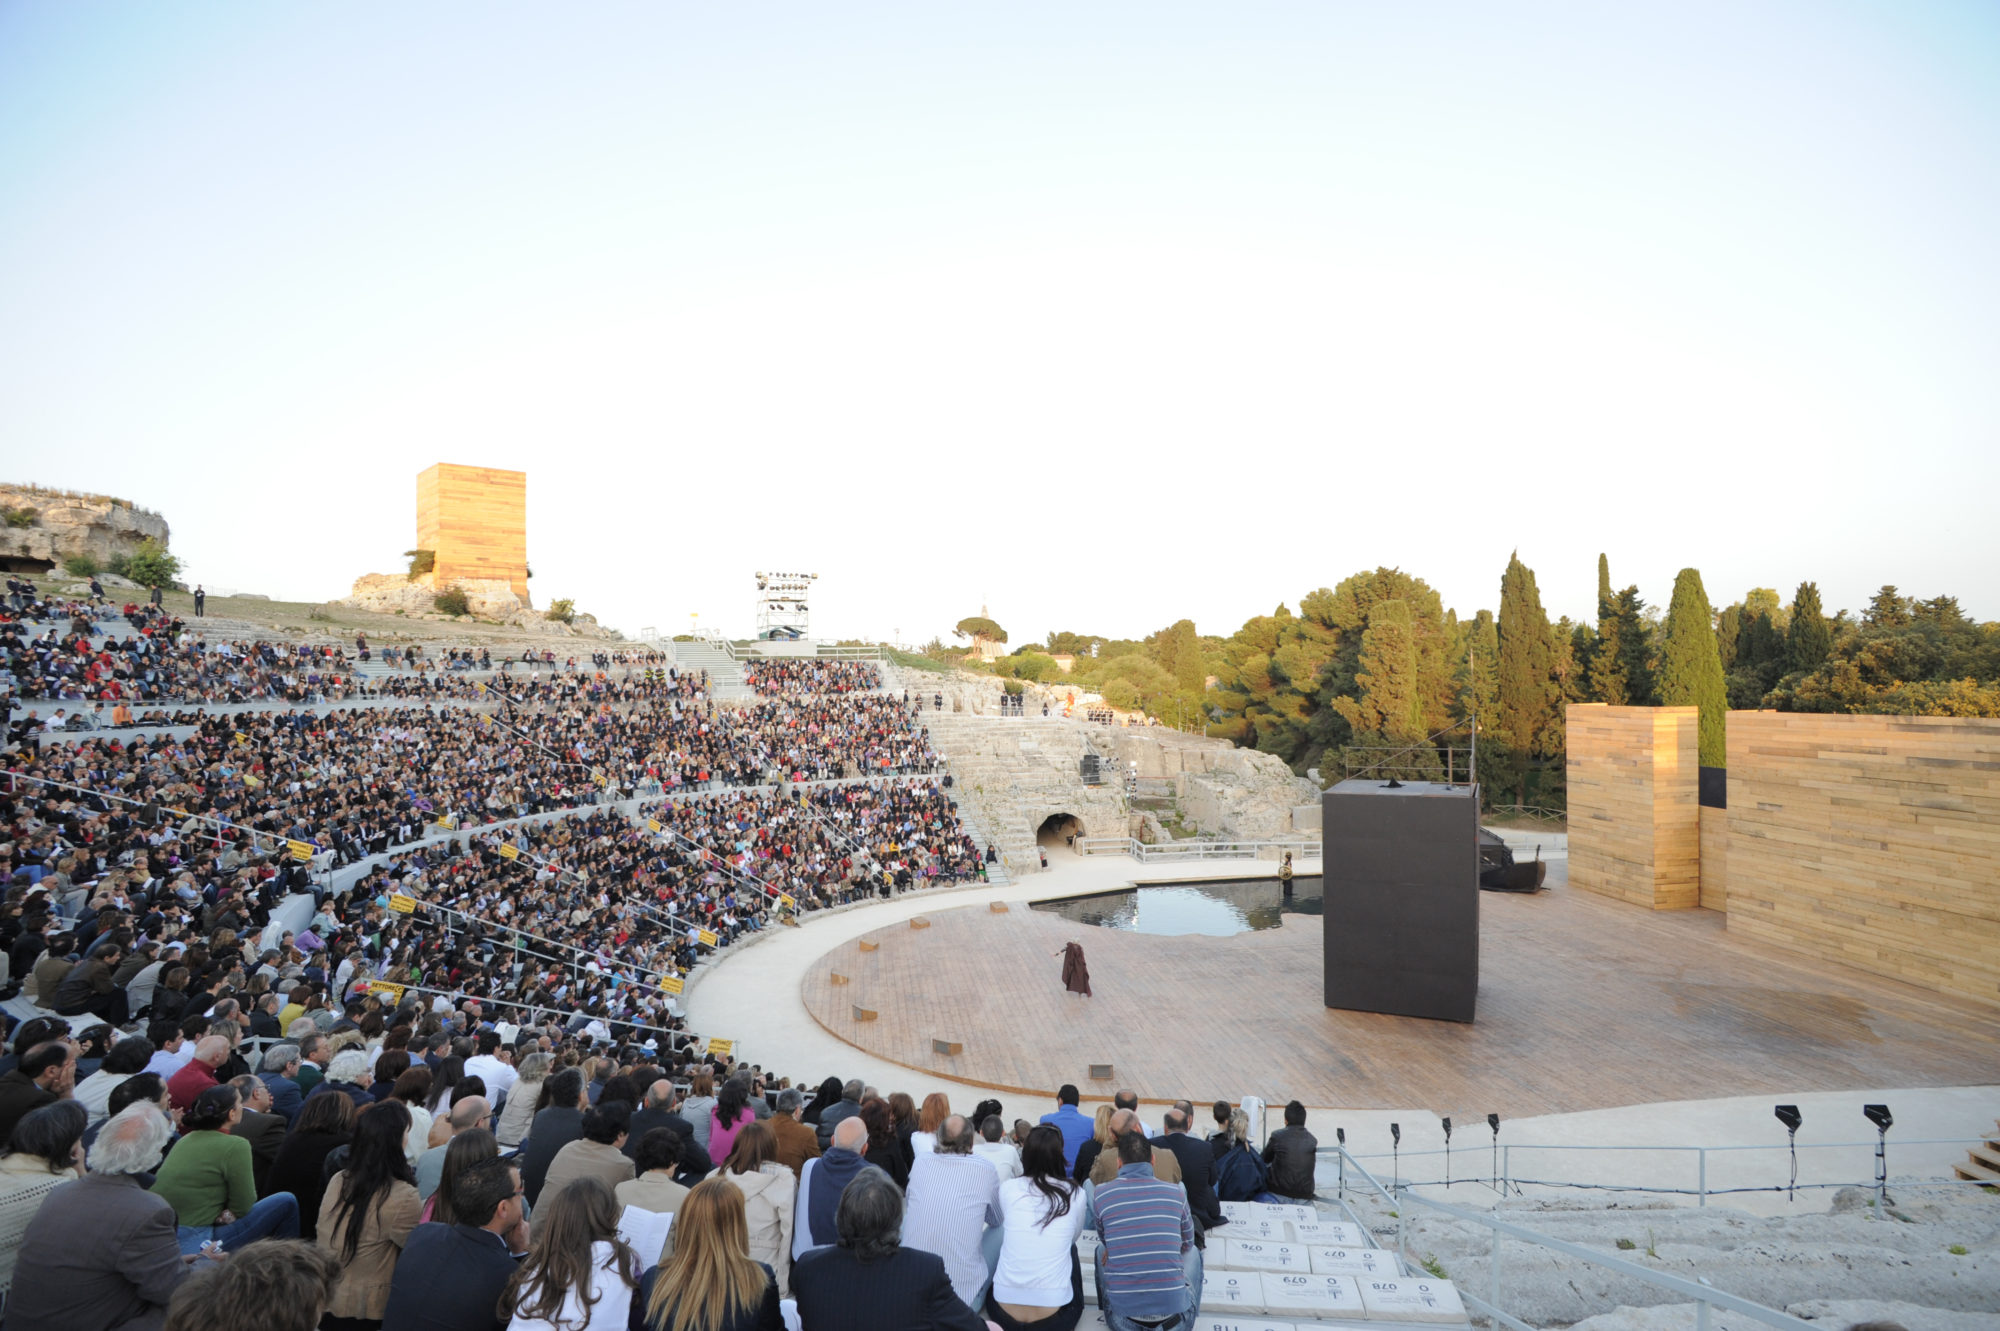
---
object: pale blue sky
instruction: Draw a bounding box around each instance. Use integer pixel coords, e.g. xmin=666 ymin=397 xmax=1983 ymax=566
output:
xmin=3 ymin=3 xmax=1995 ymax=641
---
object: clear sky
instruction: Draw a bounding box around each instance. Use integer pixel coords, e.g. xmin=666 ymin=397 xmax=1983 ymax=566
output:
xmin=3 ymin=3 xmax=1995 ymax=643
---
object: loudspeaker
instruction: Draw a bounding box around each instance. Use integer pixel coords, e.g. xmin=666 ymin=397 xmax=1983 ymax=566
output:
xmin=1323 ymin=779 xmax=1480 ymax=1022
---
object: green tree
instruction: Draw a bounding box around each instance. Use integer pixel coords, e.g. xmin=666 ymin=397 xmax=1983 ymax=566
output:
xmin=123 ymin=539 xmax=181 ymax=591
xmin=1592 ymin=588 xmax=1654 ymax=706
xmin=1715 ymin=604 xmax=1742 ymax=669
xmin=1497 ymin=553 xmax=1561 ymax=802
xmin=1786 ymin=581 xmax=1831 ymax=673
xmin=1333 ymin=599 xmax=1424 ymax=742
xmin=1152 ymin=619 xmax=1207 ymax=695
xmin=62 ymin=554 xmax=100 ymax=578
xmin=1596 ymin=553 xmax=1612 ymax=622
xmin=954 ymin=616 xmax=1006 ymax=644
xmin=1656 ymin=568 xmax=1729 ymax=767
xmin=1742 ymin=587 xmax=1788 ymax=632
xmin=1865 ymin=586 xmax=1911 ymax=628
xmin=546 ymin=599 xmax=575 ymax=623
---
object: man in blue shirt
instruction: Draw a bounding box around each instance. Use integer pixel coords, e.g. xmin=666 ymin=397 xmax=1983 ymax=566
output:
xmin=1039 ymin=1082 xmax=1094 ymax=1173
xmin=1090 ymin=1130 xmax=1196 ymax=1331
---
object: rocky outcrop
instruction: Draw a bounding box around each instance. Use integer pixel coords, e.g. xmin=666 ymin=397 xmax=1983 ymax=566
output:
xmin=333 ymin=571 xmax=618 ymax=638
xmin=0 ymin=485 xmax=169 ymax=573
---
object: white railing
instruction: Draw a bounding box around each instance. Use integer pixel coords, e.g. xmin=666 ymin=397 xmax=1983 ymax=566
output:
xmin=1075 ymin=835 xmax=1322 ymax=862
xmin=1324 ymin=1144 xmax=1819 ymax=1331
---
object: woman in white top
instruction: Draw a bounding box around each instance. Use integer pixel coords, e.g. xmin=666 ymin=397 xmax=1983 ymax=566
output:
xmin=501 ymin=1176 xmax=639 ymax=1331
xmin=989 ymin=1124 xmax=1089 ymax=1331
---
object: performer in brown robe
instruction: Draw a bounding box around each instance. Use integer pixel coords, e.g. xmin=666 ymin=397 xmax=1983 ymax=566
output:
xmin=1058 ymin=942 xmax=1092 ymax=997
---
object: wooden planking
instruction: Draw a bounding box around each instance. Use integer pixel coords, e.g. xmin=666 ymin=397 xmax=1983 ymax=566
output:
xmin=1699 ymin=806 xmax=1728 ymax=912
xmin=1566 ymin=705 xmax=1701 ymax=910
xmin=417 ymin=463 xmax=528 ymax=596
xmin=1725 ymin=712 xmax=2000 ymax=1009
xmin=797 ymin=868 xmax=2000 ymax=1115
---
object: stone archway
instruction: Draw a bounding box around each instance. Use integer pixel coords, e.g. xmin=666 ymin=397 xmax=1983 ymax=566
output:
xmin=1036 ymin=812 xmax=1084 ymax=848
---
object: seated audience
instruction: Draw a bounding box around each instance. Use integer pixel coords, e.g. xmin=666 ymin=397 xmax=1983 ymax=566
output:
xmin=380 ymin=1155 xmax=529 ymax=1331
xmin=149 ymin=1083 xmax=300 ymax=1253
xmin=791 ymin=1166 xmax=987 ymax=1331
xmin=162 ymin=1238 xmax=342 ymax=1331
xmin=630 ymin=1175 xmax=783 ymax=1331
xmin=318 ymin=1099 xmax=424 ymax=1329
xmin=990 ymin=1124 xmax=1088 ymax=1331
xmin=499 ymin=1176 xmax=639 ymax=1331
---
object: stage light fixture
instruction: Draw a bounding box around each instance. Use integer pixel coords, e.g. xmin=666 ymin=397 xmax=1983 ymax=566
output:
xmin=1774 ymin=1105 xmax=1802 ymax=1201
xmin=1488 ymin=1114 xmax=1503 ymax=1195
xmin=1864 ymin=1104 xmax=1894 ymax=1212
xmin=1390 ymin=1122 xmax=1401 ymax=1192
xmin=1441 ymin=1117 xmax=1453 ymax=1189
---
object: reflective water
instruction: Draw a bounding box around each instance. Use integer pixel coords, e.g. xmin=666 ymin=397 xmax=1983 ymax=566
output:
xmin=1030 ymin=875 xmax=1323 ymax=936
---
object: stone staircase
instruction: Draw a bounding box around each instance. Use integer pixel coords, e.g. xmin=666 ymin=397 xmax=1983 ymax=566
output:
xmin=1954 ymin=1121 xmax=2000 ymax=1186
xmin=1077 ymin=1199 xmax=1469 ymax=1330
xmin=668 ymin=640 xmax=750 ymax=699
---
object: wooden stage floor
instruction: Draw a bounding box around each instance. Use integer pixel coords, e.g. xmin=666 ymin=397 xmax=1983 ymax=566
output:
xmin=799 ymin=877 xmax=2000 ymax=1116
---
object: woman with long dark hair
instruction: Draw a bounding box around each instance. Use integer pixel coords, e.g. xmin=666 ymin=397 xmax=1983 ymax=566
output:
xmin=269 ymin=1088 xmax=356 ymax=1241
xmin=856 ymin=1098 xmax=906 ymax=1189
xmin=316 ymin=1100 xmax=421 ymax=1330
xmin=988 ymin=1124 xmax=1087 ymax=1331
xmin=800 ymin=1076 xmax=842 ymax=1127
xmin=427 ymin=1127 xmax=499 ymax=1225
xmin=707 ymin=1081 xmax=754 ymax=1166
xmin=499 ymin=1176 xmax=637 ymax=1331
xmin=426 ymin=1055 xmax=467 ymax=1115
xmin=632 ymin=1176 xmax=782 ymax=1331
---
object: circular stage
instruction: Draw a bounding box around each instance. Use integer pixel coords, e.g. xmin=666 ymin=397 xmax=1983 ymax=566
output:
xmin=800 ymin=874 xmax=2000 ymax=1116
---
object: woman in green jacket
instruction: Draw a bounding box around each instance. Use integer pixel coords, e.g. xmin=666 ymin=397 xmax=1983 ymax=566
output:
xmin=148 ymin=1084 xmax=300 ymax=1253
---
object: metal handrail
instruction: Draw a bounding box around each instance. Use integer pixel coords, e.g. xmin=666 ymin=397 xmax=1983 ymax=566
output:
xmin=1074 ymin=835 xmax=1322 ymax=862
xmin=1322 ymin=1143 xmax=1818 ymax=1331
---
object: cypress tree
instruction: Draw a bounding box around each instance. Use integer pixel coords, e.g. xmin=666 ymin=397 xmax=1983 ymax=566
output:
xmin=1498 ymin=553 xmax=1560 ymax=802
xmin=1657 ymin=568 xmax=1729 ymax=767
xmin=1596 ymin=553 xmax=1612 ymax=623
xmin=1786 ymin=582 xmax=1832 ymax=673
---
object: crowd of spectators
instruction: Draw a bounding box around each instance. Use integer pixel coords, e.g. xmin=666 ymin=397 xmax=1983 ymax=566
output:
xmin=740 ymin=660 xmax=881 ymax=699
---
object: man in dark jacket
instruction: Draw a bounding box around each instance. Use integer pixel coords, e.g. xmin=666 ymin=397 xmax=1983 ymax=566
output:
xmin=1261 ymin=1098 xmax=1320 ymax=1201
xmin=814 ymin=1077 xmax=864 ymax=1150
xmin=791 ymin=1167 xmax=985 ymax=1331
xmin=380 ymin=1157 xmax=527 ymax=1331
xmin=229 ymin=1074 xmax=288 ymax=1195
xmin=0 ymin=1041 xmax=72 ymax=1141
xmin=622 ymin=1078 xmax=712 ymax=1181
xmin=518 ymin=1067 xmax=586 ymax=1206
xmin=1151 ymin=1103 xmax=1223 ymax=1233
xmin=52 ymin=940 xmax=128 ymax=1023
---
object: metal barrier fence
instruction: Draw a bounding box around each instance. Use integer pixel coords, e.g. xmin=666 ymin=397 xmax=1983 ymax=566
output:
xmin=1074 ymin=836 xmax=1322 ymax=862
xmin=1323 ymin=1144 xmax=1821 ymax=1331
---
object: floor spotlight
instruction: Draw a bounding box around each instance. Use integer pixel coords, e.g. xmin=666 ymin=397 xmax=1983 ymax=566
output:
xmin=1488 ymin=1114 xmax=1502 ymax=1194
xmin=1442 ymin=1117 xmax=1453 ymax=1189
xmin=1864 ymin=1104 xmax=1893 ymax=1212
xmin=1774 ymin=1105 xmax=1802 ymax=1201
xmin=1391 ymin=1122 xmax=1401 ymax=1192
xmin=1336 ymin=1126 xmax=1346 ymax=1195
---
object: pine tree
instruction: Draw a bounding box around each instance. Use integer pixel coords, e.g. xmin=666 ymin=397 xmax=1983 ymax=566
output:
xmin=1786 ymin=582 xmax=1832 ymax=673
xmin=1865 ymin=585 xmax=1911 ymax=628
xmin=1591 ymin=587 xmax=1653 ymax=705
xmin=1596 ymin=553 xmax=1612 ymax=623
xmin=1657 ymin=568 xmax=1729 ymax=767
xmin=1498 ymin=553 xmax=1560 ymax=802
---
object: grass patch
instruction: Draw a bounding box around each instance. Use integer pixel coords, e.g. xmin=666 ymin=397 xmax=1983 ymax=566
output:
xmin=1948 ymin=1244 xmax=1969 ymax=1256
xmin=1419 ymin=1254 xmax=1448 ymax=1280
xmin=1615 ymin=1238 xmax=1636 ymax=1251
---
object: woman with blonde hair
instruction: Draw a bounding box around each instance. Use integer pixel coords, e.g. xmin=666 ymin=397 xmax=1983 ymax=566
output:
xmin=499 ymin=1176 xmax=638 ymax=1331
xmin=718 ymin=1121 xmax=795 ymax=1296
xmin=633 ymin=1176 xmax=782 ymax=1331
xmin=909 ymin=1091 xmax=951 ymax=1158
xmin=1067 ymin=1104 xmax=1118 ymax=1184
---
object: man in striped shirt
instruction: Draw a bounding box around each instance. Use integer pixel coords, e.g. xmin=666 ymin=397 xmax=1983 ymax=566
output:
xmin=1090 ymin=1128 xmax=1196 ymax=1330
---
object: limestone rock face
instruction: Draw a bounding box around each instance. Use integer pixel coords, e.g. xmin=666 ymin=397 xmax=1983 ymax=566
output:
xmin=336 ymin=572 xmax=526 ymax=618
xmin=0 ymin=485 xmax=170 ymax=571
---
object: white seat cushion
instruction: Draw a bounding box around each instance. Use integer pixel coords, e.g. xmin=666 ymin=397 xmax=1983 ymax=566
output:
xmin=1357 ymin=1276 xmax=1471 ymax=1324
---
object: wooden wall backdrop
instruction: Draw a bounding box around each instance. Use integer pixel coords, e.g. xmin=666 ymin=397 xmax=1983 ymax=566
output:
xmin=417 ymin=463 xmax=528 ymax=596
xmin=1566 ymin=705 xmax=1701 ymax=910
xmin=1726 ymin=712 xmax=2000 ymax=1009
xmin=1699 ymin=807 xmax=1728 ymax=912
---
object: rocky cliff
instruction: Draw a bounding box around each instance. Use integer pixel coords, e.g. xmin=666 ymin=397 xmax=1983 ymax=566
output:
xmin=0 ymin=485 xmax=170 ymax=573
xmin=334 ymin=570 xmax=617 ymax=638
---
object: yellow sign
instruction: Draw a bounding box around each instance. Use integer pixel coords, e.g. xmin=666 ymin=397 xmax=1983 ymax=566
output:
xmin=388 ymin=894 xmax=416 ymax=915
xmin=705 ymin=1037 xmax=733 ymax=1059
xmin=696 ymin=928 xmax=719 ymax=947
xmin=646 ymin=818 xmax=662 ymax=833
xmin=287 ymin=839 xmax=313 ymax=862
xmin=369 ymin=981 xmax=405 ymax=1003
xmin=778 ymin=894 xmax=795 ymax=908
xmin=433 ymin=816 xmax=454 ymax=829
xmin=498 ymin=843 xmax=520 ymax=860
xmin=242 ymin=772 xmax=262 ymax=789
xmin=659 ymin=975 xmax=684 ymax=995
xmin=476 ymin=681 xmax=488 ymax=694
xmin=233 ymin=731 xmax=248 ymax=744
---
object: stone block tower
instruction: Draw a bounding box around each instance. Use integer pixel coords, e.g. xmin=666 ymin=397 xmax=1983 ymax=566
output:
xmin=416 ymin=463 xmax=527 ymax=598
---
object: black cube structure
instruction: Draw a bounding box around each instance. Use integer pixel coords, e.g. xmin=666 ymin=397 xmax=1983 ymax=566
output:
xmin=1323 ymin=779 xmax=1480 ymax=1023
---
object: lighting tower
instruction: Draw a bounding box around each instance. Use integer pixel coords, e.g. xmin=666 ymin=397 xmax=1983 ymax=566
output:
xmin=755 ymin=571 xmax=817 ymax=640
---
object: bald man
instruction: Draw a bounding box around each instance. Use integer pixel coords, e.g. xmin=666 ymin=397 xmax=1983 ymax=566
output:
xmin=797 ymin=1115 xmax=873 ymax=1253
xmin=902 ymin=1113 xmax=1004 ymax=1308
xmin=416 ymin=1095 xmax=492 ymax=1201
xmin=166 ymin=1036 xmax=232 ymax=1112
